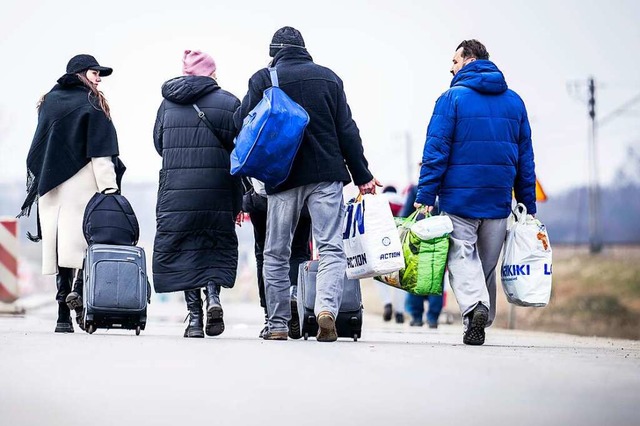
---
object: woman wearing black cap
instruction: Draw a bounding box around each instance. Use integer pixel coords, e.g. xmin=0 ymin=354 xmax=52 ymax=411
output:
xmin=19 ymin=54 xmax=124 ymax=333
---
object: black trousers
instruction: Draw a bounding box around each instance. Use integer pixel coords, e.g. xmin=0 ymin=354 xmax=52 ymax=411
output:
xmin=56 ymin=267 xmax=84 ymax=303
xmin=250 ymin=209 xmax=312 ymax=313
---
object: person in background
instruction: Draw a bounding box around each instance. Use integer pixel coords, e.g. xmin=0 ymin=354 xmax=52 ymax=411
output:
xmin=401 ymin=183 xmax=443 ymax=328
xmin=19 ymin=54 xmax=123 ymax=333
xmin=235 ymin=26 xmax=380 ymax=341
xmin=414 ymin=40 xmax=537 ymax=345
xmin=152 ymin=50 xmax=243 ymax=338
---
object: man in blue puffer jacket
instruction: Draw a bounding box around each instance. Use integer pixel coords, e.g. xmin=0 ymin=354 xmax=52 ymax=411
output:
xmin=414 ymin=40 xmax=537 ymax=346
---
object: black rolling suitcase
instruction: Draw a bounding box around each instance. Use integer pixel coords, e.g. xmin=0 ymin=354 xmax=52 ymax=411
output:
xmin=297 ymin=260 xmax=363 ymax=341
xmin=83 ymin=244 xmax=149 ymax=335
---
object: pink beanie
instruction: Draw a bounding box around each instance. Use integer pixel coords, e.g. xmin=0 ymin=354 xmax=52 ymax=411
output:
xmin=182 ymin=50 xmax=216 ymax=76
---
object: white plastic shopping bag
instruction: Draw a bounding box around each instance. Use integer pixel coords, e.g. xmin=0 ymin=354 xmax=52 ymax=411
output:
xmin=500 ymin=203 xmax=553 ymax=307
xmin=343 ymin=194 xmax=404 ymax=279
xmin=410 ymin=214 xmax=454 ymax=240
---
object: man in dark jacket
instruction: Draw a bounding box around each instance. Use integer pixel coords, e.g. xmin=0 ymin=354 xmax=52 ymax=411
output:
xmin=234 ymin=26 xmax=379 ymax=341
xmin=153 ymin=50 xmax=242 ymax=338
xmin=414 ymin=40 xmax=537 ymax=345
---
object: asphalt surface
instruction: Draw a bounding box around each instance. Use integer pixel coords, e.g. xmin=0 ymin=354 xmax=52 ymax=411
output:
xmin=1 ymin=300 xmax=639 ymax=426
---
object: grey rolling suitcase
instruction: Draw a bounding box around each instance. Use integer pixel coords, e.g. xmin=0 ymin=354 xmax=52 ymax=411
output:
xmin=297 ymin=260 xmax=363 ymax=341
xmin=83 ymin=244 xmax=149 ymax=335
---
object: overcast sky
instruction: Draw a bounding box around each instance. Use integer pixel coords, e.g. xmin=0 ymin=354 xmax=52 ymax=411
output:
xmin=1 ymin=0 xmax=639 ymax=196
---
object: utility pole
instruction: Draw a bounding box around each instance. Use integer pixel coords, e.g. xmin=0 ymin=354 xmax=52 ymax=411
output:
xmin=568 ymin=79 xmax=640 ymax=254
xmin=587 ymin=77 xmax=603 ymax=254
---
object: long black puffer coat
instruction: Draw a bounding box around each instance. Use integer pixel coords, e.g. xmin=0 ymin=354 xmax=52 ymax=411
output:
xmin=152 ymin=76 xmax=241 ymax=293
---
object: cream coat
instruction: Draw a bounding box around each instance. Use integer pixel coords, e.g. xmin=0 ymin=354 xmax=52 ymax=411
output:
xmin=39 ymin=157 xmax=117 ymax=274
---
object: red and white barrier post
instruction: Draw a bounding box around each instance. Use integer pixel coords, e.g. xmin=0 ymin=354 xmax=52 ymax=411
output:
xmin=0 ymin=217 xmax=20 ymax=303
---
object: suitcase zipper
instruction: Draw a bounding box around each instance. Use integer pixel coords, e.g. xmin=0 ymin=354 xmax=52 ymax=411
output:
xmin=92 ymin=248 xmax=141 ymax=257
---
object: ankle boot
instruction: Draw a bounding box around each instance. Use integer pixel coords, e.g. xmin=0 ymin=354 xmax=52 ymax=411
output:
xmin=183 ymin=290 xmax=204 ymax=338
xmin=65 ymin=292 xmax=85 ymax=331
xmin=55 ymin=268 xmax=74 ymax=303
xmin=55 ymin=303 xmax=74 ymax=333
xmin=66 ymin=271 xmax=85 ymax=331
xmin=204 ymin=282 xmax=224 ymax=337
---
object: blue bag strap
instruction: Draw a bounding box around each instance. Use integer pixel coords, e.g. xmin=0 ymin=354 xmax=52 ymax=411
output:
xmin=268 ymin=67 xmax=279 ymax=87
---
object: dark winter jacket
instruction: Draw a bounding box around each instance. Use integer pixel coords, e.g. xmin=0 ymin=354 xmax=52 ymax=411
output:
xmin=234 ymin=48 xmax=373 ymax=194
xmin=152 ymin=75 xmax=241 ymax=293
xmin=415 ymin=60 xmax=536 ymax=219
xmin=20 ymin=75 xmax=121 ymax=218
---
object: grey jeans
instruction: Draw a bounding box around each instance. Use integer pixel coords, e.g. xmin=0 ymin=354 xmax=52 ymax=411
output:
xmin=445 ymin=213 xmax=507 ymax=328
xmin=264 ymin=182 xmax=346 ymax=332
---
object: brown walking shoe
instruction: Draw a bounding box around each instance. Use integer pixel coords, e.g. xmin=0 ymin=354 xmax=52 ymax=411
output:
xmin=262 ymin=330 xmax=288 ymax=341
xmin=316 ymin=311 xmax=337 ymax=342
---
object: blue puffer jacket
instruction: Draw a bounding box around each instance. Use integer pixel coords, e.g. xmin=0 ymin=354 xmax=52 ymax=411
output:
xmin=415 ymin=60 xmax=536 ymax=219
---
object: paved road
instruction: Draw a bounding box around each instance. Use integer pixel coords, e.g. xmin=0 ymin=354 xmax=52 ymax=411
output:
xmin=1 ymin=300 xmax=639 ymax=426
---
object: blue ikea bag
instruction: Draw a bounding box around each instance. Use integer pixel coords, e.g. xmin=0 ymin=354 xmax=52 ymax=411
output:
xmin=231 ymin=67 xmax=310 ymax=187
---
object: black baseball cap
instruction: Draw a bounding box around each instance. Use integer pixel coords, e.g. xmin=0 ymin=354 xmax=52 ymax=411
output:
xmin=65 ymin=54 xmax=113 ymax=76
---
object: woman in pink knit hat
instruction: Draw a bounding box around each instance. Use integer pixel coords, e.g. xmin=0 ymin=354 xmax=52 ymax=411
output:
xmin=152 ymin=49 xmax=243 ymax=338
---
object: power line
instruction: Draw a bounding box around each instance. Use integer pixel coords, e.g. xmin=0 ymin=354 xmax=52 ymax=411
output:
xmin=598 ymin=92 xmax=640 ymax=127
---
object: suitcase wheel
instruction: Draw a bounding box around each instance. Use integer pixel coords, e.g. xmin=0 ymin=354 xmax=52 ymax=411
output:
xmin=87 ymin=324 xmax=96 ymax=334
xmin=303 ymin=332 xmax=309 ymax=341
xmin=135 ymin=325 xmax=141 ymax=336
xmin=353 ymin=333 xmax=358 ymax=342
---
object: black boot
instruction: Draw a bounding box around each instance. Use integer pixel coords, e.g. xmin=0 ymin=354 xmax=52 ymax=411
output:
xmin=65 ymin=270 xmax=85 ymax=331
xmin=55 ymin=268 xmax=74 ymax=333
xmin=55 ymin=268 xmax=73 ymax=303
xmin=184 ymin=290 xmax=204 ymax=338
xmin=288 ymin=286 xmax=301 ymax=339
xmin=55 ymin=303 xmax=74 ymax=333
xmin=204 ymin=282 xmax=224 ymax=336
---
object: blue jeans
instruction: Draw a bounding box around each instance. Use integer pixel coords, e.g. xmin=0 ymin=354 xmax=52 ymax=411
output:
xmin=264 ymin=182 xmax=346 ymax=332
xmin=405 ymin=293 xmax=443 ymax=325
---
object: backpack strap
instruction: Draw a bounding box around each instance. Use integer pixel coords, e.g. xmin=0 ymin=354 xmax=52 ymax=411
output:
xmin=82 ymin=193 xmax=107 ymax=244
xmin=111 ymin=195 xmax=140 ymax=244
xmin=192 ymin=103 xmax=234 ymax=153
xmin=268 ymin=67 xmax=279 ymax=87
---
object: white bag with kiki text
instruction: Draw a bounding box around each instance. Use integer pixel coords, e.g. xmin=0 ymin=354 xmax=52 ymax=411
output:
xmin=343 ymin=194 xmax=404 ymax=280
xmin=500 ymin=203 xmax=552 ymax=307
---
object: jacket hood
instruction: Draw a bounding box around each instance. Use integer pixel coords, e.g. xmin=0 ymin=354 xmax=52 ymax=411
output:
xmin=451 ymin=60 xmax=508 ymax=94
xmin=161 ymin=76 xmax=219 ymax=104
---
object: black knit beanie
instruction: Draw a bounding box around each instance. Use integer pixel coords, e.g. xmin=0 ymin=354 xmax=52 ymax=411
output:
xmin=269 ymin=26 xmax=305 ymax=57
